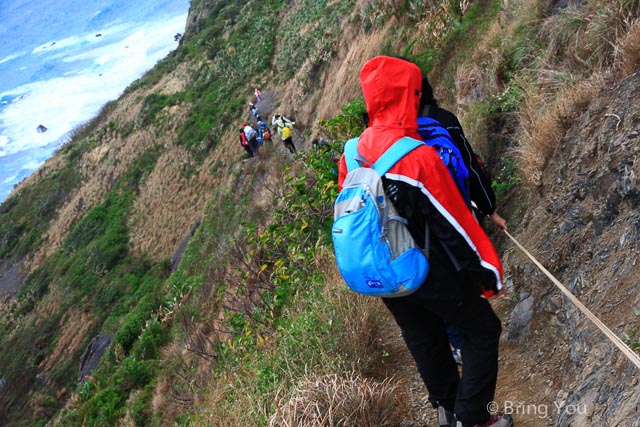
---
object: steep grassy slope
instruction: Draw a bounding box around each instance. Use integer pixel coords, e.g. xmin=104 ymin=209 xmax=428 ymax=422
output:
xmin=0 ymin=0 xmax=639 ymax=426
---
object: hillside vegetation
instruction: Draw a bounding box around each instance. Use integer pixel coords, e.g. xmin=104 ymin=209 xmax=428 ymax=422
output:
xmin=0 ymin=0 xmax=639 ymax=426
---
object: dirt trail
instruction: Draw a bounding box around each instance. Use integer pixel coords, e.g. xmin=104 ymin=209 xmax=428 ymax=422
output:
xmin=250 ymin=88 xmax=308 ymax=156
xmin=382 ymin=297 xmax=540 ymax=427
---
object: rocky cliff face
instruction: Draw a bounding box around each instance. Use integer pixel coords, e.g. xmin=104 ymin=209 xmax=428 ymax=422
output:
xmin=500 ymin=71 xmax=640 ymax=426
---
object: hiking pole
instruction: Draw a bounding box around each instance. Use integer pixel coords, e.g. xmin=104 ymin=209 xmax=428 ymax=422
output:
xmin=503 ymin=230 xmax=640 ymax=371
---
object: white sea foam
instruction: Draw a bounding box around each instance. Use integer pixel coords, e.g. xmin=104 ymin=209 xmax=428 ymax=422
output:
xmin=0 ymin=52 xmax=24 ymax=65
xmin=0 ymin=12 xmax=187 ymax=201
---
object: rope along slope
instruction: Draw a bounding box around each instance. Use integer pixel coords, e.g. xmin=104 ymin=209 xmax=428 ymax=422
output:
xmin=504 ymin=230 xmax=640 ymax=371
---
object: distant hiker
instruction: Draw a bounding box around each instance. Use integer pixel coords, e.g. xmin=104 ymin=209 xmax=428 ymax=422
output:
xmin=312 ymin=137 xmax=331 ymax=151
xmin=243 ymin=122 xmax=259 ymax=157
xmin=337 ymin=56 xmax=511 ymax=427
xmin=281 ymin=123 xmax=296 ymax=154
xmin=249 ymin=103 xmax=259 ymax=119
xmin=239 ymin=127 xmax=253 ymax=158
xmin=257 ymin=119 xmax=271 ymax=141
xmin=254 ymin=87 xmax=262 ymax=102
xmin=272 ymin=114 xmax=294 ymax=138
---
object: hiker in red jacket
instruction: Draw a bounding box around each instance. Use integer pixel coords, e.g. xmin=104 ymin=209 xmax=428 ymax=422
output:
xmin=337 ymin=56 xmax=512 ymax=427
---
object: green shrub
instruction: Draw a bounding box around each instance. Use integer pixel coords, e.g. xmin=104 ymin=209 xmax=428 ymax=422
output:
xmin=0 ymin=164 xmax=81 ymax=258
xmin=80 ymin=387 xmax=127 ymax=426
xmin=492 ymin=157 xmax=522 ymax=201
xmin=114 ymin=312 xmax=147 ymax=354
xmin=113 ymin=357 xmax=154 ymax=392
xmin=131 ymin=319 xmax=170 ymax=360
xmin=139 ymin=93 xmax=181 ymax=127
xmin=318 ymin=98 xmax=366 ymax=142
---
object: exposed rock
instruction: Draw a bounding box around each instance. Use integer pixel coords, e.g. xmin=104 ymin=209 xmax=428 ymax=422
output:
xmin=547 ymin=0 xmax=587 ymax=14
xmin=505 ymin=70 xmax=640 ymax=426
xmin=0 ymin=261 xmax=23 ymax=299
xmin=78 ymin=334 xmax=113 ymax=383
xmin=35 ymin=372 xmax=48 ymax=387
xmin=36 ymin=124 xmax=47 ymax=133
xmin=507 ymin=295 xmax=534 ymax=342
xmin=171 ymin=218 xmax=202 ymax=271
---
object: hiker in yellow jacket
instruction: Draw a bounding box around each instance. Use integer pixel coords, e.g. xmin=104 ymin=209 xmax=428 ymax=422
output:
xmin=281 ymin=124 xmax=296 ymax=154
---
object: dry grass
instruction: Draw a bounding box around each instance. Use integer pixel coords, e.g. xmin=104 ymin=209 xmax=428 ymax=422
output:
xmin=326 ymin=281 xmax=390 ymax=376
xmin=170 ymin=250 xmax=397 ymax=426
xmin=477 ymin=0 xmax=638 ymax=187
xmin=301 ymin=8 xmax=392 ymax=137
xmin=517 ymin=74 xmax=604 ymax=186
xmin=128 ymin=145 xmax=209 ymax=261
xmin=539 ymin=5 xmax=588 ymax=72
xmin=538 ymin=0 xmax=638 ymax=73
xmin=614 ymin=18 xmax=640 ymax=78
xmin=582 ymin=0 xmax=639 ymax=68
xmin=268 ymin=371 xmax=402 ymax=427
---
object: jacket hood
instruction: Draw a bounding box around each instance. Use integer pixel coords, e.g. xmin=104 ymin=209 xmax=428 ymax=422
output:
xmin=360 ymin=56 xmax=422 ymax=132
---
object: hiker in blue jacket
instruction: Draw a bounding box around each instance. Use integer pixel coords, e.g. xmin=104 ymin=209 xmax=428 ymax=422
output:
xmin=419 ymin=77 xmax=507 ymax=231
xmin=418 ymin=76 xmax=509 ymax=370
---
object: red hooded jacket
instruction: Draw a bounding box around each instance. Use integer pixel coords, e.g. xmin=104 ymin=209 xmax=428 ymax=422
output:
xmin=337 ymin=56 xmax=503 ymax=296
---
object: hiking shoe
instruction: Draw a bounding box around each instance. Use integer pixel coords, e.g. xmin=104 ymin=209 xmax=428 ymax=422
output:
xmin=462 ymin=413 xmax=513 ymax=427
xmin=437 ymin=406 xmax=455 ymax=427
xmin=480 ymin=413 xmax=513 ymax=427
xmin=452 ymin=348 xmax=463 ymax=365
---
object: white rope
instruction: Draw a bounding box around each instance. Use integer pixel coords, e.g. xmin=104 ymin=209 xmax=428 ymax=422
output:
xmin=504 ymin=230 xmax=640 ymax=371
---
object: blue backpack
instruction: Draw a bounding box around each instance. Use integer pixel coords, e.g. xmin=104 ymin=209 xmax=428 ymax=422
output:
xmin=332 ymin=137 xmax=429 ymax=298
xmin=417 ymin=116 xmax=470 ymax=205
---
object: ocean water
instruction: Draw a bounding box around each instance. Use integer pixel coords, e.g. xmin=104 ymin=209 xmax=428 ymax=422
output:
xmin=0 ymin=0 xmax=190 ymax=203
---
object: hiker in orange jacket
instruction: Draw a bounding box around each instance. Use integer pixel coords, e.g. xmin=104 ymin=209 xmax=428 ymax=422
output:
xmin=337 ymin=56 xmax=512 ymax=427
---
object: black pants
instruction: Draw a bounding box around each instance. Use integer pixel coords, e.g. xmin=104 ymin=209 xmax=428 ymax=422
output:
xmin=383 ymin=271 xmax=501 ymax=426
xmin=248 ymin=137 xmax=259 ymax=157
xmin=242 ymin=144 xmax=254 ymax=158
xmin=283 ymin=137 xmax=296 ymax=153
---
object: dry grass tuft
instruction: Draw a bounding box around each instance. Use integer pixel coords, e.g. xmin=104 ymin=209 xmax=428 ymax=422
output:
xmin=269 ymin=371 xmax=402 ymax=427
xmin=539 ymin=5 xmax=587 ymax=72
xmin=39 ymin=306 xmax=96 ymax=374
xmin=614 ymin=18 xmax=640 ymax=78
xmin=455 ymin=65 xmax=483 ymax=106
xmin=536 ymin=0 xmax=639 ymax=74
xmin=517 ymin=75 xmax=604 ymax=186
xmin=329 ymin=285 xmax=389 ymax=375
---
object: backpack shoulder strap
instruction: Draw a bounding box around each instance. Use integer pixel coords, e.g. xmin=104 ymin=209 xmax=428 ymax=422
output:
xmin=372 ymin=137 xmax=424 ymax=176
xmin=420 ymin=104 xmax=433 ymax=118
xmin=343 ymin=138 xmax=360 ymax=172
